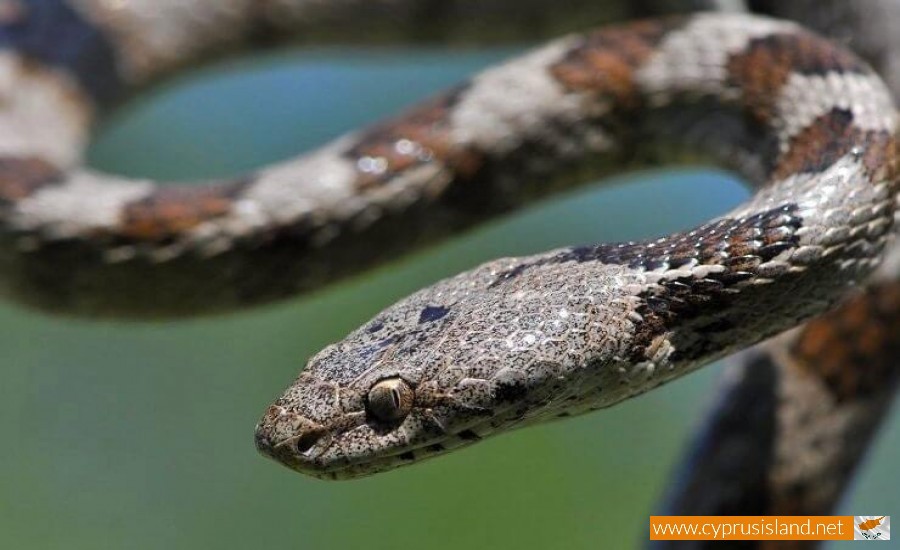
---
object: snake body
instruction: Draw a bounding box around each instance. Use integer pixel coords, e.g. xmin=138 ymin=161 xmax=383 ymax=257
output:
xmin=0 ymin=2 xmax=897 ymax=481
xmin=254 ymin=15 xmax=899 ymax=479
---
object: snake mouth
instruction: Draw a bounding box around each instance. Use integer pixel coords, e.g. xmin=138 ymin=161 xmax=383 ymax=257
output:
xmin=254 ymin=403 xmax=532 ymax=480
xmin=305 ymin=427 xmax=491 ymax=481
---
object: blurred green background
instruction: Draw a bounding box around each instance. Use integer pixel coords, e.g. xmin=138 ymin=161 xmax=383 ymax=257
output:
xmin=1 ymin=46 xmax=897 ymax=549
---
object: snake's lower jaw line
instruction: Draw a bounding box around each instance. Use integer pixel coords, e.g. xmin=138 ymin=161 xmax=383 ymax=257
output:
xmin=254 ymin=401 xmax=489 ymax=479
xmin=254 ymin=429 xmax=380 ymax=481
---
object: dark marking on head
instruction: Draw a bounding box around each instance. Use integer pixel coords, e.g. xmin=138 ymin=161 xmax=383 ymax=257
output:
xmin=0 ymin=156 xmax=62 ymax=204
xmin=0 ymin=0 xmax=123 ymax=105
xmin=356 ymin=335 xmax=398 ymax=363
xmin=418 ymin=305 xmax=450 ymax=324
xmin=117 ymin=178 xmax=250 ymax=242
xmin=727 ymin=32 xmax=867 ymax=123
xmin=345 ymin=83 xmax=484 ymax=189
xmin=550 ymin=18 xmax=684 ymax=106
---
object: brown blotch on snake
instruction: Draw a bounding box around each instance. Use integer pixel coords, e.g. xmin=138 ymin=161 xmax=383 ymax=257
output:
xmin=792 ymin=282 xmax=900 ymax=402
xmin=549 ymin=18 xmax=681 ymax=104
xmin=0 ymin=156 xmax=63 ymax=203
xmin=772 ymin=108 xmax=894 ymax=180
xmin=117 ymin=179 xmax=250 ymax=241
xmin=345 ymin=84 xmax=484 ymax=190
xmin=726 ymin=32 xmax=868 ymax=123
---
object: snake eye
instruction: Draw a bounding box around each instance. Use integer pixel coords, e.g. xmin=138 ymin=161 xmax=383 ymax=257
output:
xmin=367 ymin=377 xmax=414 ymax=423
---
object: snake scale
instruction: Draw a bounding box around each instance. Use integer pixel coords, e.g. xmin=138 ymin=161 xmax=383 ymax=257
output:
xmin=0 ymin=0 xmax=897 ymax=486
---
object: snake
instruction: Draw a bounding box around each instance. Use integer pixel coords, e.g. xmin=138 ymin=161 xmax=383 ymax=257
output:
xmin=0 ymin=1 xmax=897 ymax=484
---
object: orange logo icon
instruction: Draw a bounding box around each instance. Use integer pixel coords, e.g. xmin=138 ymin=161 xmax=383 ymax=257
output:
xmin=858 ymin=517 xmax=886 ymax=531
xmin=854 ymin=516 xmax=890 ymax=541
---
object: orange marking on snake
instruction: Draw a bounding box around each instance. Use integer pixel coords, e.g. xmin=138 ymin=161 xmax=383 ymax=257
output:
xmin=348 ymin=89 xmax=483 ymax=189
xmin=118 ymin=183 xmax=243 ymax=241
xmin=793 ymin=283 xmax=900 ymax=401
xmin=772 ymin=109 xmax=892 ymax=180
xmin=727 ymin=32 xmax=866 ymax=124
xmin=550 ymin=19 xmax=678 ymax=106
xmin=0 ymin=156 xmax=62 ymax=202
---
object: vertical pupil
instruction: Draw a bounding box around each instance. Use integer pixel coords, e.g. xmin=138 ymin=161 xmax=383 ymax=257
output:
xmin=391 ymin=388 xmax=401 ymax=408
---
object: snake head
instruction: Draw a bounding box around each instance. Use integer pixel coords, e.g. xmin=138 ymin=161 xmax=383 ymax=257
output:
xmin=254 ymin=257 xmax=641 ymax=479
xmin=253 ymin=263 xmax=512 ymax=480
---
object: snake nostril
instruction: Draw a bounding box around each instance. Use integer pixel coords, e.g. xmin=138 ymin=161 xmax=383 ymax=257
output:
xmin=295 ymin=428 xmax=325 ymax=453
